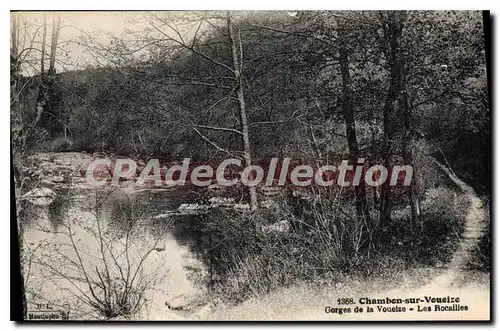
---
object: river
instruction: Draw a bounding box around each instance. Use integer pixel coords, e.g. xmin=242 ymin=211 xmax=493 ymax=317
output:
xmin=19 ymin=152 xmax=206 ymax=320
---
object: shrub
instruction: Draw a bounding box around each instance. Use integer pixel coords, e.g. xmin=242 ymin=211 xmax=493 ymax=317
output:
xmin=174 ymin=192 xmax=377 ymax=302
xmin=377 ymin=187 xmax=467 ymax=268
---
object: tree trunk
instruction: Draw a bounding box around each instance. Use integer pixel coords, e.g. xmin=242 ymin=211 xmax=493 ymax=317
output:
xmin=35 ymin=14 xmax=60 ymax=127
xmin=227 ymin=12 xmax=258 ymax=211
xmin=41 ymin=14 xmax=47 ymax=73
xmin=338 ymin=35 xmax=371 ymax=223
xmin=308 ymin=125 xmax=322 ymax=167
xmin=400 ymin=90 xmax=422 ymax=231
xmin=49 ymin=13 xmax=61 ymax=74
xmin=10 ymin=14 xmax=20 ymax=87
xmin=379 ymin=12 xmax=405 ymax=227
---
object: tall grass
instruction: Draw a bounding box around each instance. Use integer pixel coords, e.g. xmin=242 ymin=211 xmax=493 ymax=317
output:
xmin=174 ymin=184 xmax=471 ymax=303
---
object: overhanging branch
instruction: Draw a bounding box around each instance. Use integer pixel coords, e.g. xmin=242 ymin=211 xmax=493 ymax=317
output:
xmin=192 ymin=126 xmax=242 ymax=158
xmin=193 ymin=124 xmax=243 ymax=135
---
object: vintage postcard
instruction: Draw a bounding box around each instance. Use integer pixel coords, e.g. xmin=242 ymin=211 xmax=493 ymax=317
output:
xmin=10 ymin=10 xmax=491 ymax=321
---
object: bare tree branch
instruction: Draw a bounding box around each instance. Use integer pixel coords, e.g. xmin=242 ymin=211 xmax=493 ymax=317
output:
xmin=148 ymin=19 xmax=235 ymax=74
xmin=192 ymin=126 xmax=242 ymax=158
xmin=193 ymin=124 xmax=243 ymax=135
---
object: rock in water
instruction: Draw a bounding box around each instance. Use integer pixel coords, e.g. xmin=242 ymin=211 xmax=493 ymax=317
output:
xmin=51 ymin=176 xmax=66 ymax=183
xmin=22 ymin=188 xmax=57 ymax=206
xmin=178 ymin=203 xmax=210 ymax=215
xmin=165 ymin=294 xmax=190 ymax=310
xmin=261 ymin=220 xmax=290 ymax=234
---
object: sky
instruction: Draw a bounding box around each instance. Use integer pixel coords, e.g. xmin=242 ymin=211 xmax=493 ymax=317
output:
xmin=12 ymin=11 xmax=156 ymax=75
xmin=12 ymin=11 xmax=298 ymax=76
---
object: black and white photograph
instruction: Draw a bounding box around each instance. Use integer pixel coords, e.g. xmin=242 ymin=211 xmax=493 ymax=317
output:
xmin=10 ymin=10 xmax=491 ymax=321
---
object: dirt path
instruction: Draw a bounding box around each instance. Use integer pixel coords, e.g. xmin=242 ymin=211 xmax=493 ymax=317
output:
xmin=429 ymin=159 xmax=486 ymax=288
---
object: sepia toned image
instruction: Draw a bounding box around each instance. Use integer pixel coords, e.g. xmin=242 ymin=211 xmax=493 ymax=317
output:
xmin=10 ymin=10 xmax=491 ymax=321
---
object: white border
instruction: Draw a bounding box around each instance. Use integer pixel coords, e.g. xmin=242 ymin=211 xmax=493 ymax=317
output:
xmin=3 ymin=0 xmax=498 ymax=10
xmin=2 ymin=2 xmax=497 ymax=331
